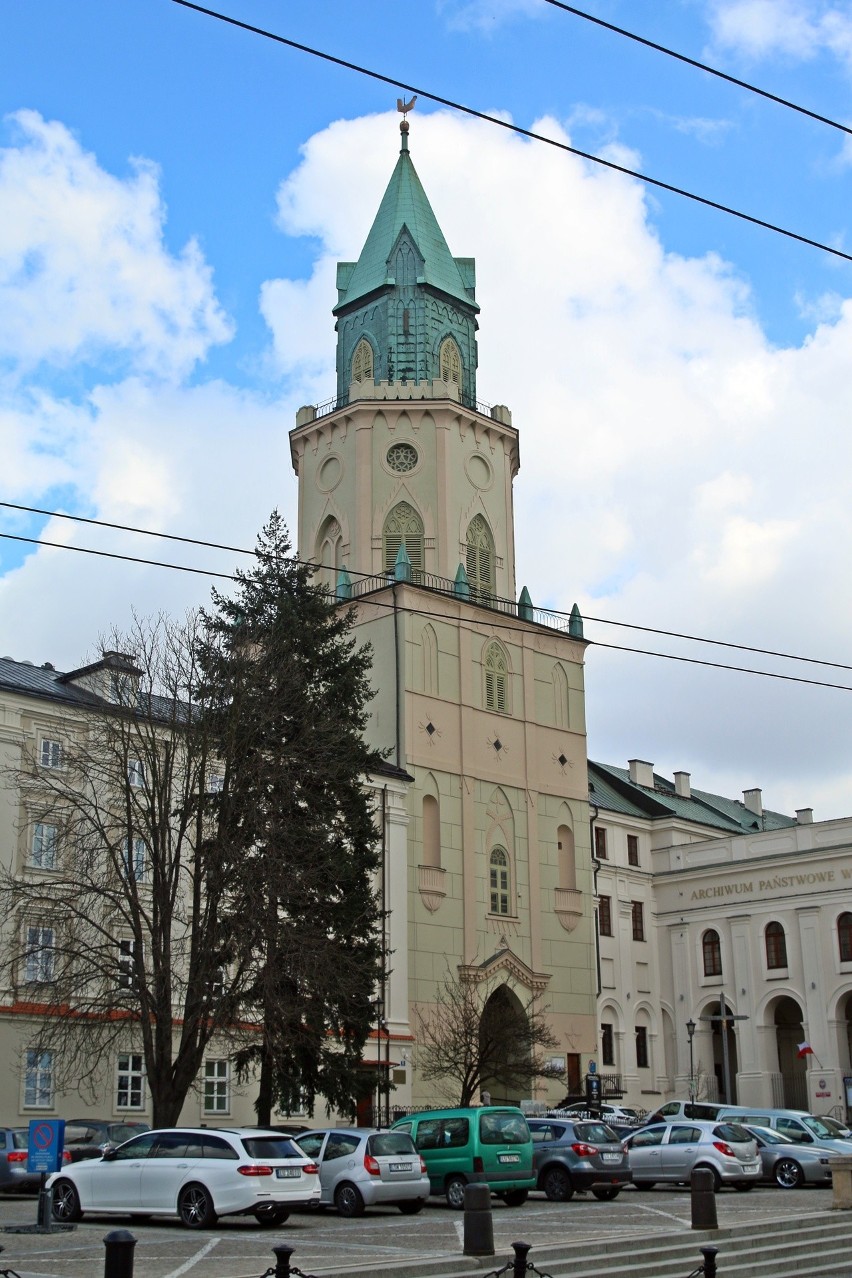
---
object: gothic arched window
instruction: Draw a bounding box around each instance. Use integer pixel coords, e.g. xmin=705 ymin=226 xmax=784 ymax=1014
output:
xmin=557 ymin=822 xmax=576 ymax=891
xmin=383 ymin=502 xmax=424 ymax=577
xmin=483 ymin=641 xmax=509 ymax=714
xmin=423 ymin=795 xmax=441 ymax=869
xmin=489 ymin=847 xmax=510 ymax=915
xmin=352 ymin=338 xmax=374 ymax=384
xmin=702 ymin=929 xmax=722 ymax=977
xmin=765 ymin=921 xmax=787 ymax=969
xmin=466 ymin=515 xmax=495 ymax=597
xmin=439 ymin=337 xmax=462 ymax=386
xmin=839 ymin=912 xmax=852 ymax=963
xmin=316 ymin=516 xmax=342 ymax=590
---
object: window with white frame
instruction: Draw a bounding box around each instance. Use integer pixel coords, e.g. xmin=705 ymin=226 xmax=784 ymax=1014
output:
xmin=31 ymin=823 xmax=58 ymax=870
xmin=116 ymin=1052 xmax=145 ymax=1109
xmin=39 ymin=739 xmax=62 ymax=769
xmin=118 ymin=939 xmax=142 ymax=991
xmin=24 ymin=925 xmax=55 ymax=983
xmin=207 ymin=772 xmax=224 ymax=794
xmin=127 ymin=758 xmax=145 ymax=788
xmin=489 ymin=847 xmax=511 ymax=915
xmin=24 ymin=1048 xmax=54 ymax=1108
xmin=122 ymin=837 xmax=146 ymax=883
xmin=204 ymin=1059 xmax=230 ymax=1114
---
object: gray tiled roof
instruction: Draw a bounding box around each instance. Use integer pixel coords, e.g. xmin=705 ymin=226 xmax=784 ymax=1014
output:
xmin=0 ymin=656 xmax=103 ymax=708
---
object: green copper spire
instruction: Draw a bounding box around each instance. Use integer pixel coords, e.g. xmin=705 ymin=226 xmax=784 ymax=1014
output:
xmin=334 ymin=117 xmax=479 ymax=405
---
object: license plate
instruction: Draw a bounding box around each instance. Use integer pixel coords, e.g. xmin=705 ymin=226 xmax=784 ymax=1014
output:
xmin=602 ymin=1153 xmax=621 ymax=1163
xmin=390 ymin=1162 xmax=412 ymax=1172
xmin=744 ymin=1164 xmax=759 ymax=1175
xmin=276 ymin=1167 xmax=301 ymax=1178
xmin=499 ymin=1153 xmax=521 ymax=1164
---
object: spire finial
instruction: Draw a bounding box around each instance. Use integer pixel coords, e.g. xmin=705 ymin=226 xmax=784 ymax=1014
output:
xmin=396 ymin=94 xmax=417 ymax=150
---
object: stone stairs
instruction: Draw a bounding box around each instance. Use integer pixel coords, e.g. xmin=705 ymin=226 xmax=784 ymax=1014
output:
xmin=316 ymin=1212 xmax=852 ymax=1278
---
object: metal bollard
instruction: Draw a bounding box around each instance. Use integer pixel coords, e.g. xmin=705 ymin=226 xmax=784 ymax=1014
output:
xmin=690 ymin=1168 xmax=718 ymax=1230
xmin=103 ymin=1229 xmax=137 ymax=1278
xmin=700 ymin=1245 xmax=718 ymax=1278
xmin=272 ymin=1243 xmax=295 ymax=1277
xmin=463 ymin=1183 xmax=494 ymax=1256
xmin=512 ymin=1240 xmax=531 ymax=1278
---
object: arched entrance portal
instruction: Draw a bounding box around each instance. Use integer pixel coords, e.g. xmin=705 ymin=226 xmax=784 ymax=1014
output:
xmin=708 ymin=1001 xmax=739 ymax=1103
xmin=774 ymin=996 xmax=807 ymax=1109
xmin=480 ymin=985 xmax=529 ymax=1104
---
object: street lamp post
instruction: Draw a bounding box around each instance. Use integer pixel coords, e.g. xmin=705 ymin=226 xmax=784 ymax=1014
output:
xmin=686 ymin=1018 xmax=696 ymax=1103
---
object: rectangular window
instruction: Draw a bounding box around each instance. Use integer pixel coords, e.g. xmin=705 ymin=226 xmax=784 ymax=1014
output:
xmin=204 ymin=1059 xmax=230 ymax=1114
xmin=627 ymin=834 xmax=639 ymax=867
xmin=636 ymin=1025 xmax=649 ymax=1069
xmin=118 ymin=939 xmax=142 ymax=991
xmin=25 ymin=925 xmax=55 ymax=983
xmin=594 ymin=827 xmax=608 ymax=860
xmin=601 ymin=1022 xmax=614 ymax=1067
xmin=39 ymin=739 xmax=62 ymax=769
xmin=598 ymin=895 xmax=612 ymax=937
xmin=122 ymin=837 xmax=146 ymax=883
xmin=116 ymin=1053 xmax=145 ymax=1109
xmin=631 ymin=900 xmax=645 ymax=942
xmin=24 ymin=1048 xmax=54 ymax=1108
xmin=31 ymin=823 xmax=58 ymax=870
xmin=207 ymin=772 xmax=224 ymax=794
xmin=127 ymin=759 xmax=145 ymax=788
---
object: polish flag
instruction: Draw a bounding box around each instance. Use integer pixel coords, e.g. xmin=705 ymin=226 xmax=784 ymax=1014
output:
xmin=797 ymin=1042 xmax=814 ymax=1058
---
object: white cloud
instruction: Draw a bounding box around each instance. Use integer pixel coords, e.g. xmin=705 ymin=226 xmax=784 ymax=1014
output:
xmin=437 ymin=0 xmax=546 ymax=33
xmin=0 ymin=111 xmax=233 ymax=379
xmin=707 ymin=0 xmax=852 ymax=69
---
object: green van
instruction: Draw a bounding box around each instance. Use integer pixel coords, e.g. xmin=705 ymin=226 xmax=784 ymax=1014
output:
xmin=390 ymin=1106 xmax=535 ymax=1209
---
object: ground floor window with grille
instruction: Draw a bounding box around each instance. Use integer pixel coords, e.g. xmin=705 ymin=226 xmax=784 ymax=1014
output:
xmin=204 ymin=1059 xmax=230 ymax=1115
xmin=24 ymin=1048 xmax=54 ymax=1108
xmin=601 ymin=1022 xmax=614 ymax=1067
xmin=117 ymin=1053 xmax=145 ymax=1109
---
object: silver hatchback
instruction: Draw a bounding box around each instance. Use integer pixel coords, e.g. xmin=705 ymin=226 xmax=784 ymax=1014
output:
xmin=623 ymin=1121 xmax=760 ymax=1191
xmin=296 ymin=1128 xmax=430 ymax=1217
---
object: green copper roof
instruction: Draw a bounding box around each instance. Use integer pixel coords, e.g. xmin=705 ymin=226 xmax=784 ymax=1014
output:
xmin=335 ymin=132 xmax=477 ymax=313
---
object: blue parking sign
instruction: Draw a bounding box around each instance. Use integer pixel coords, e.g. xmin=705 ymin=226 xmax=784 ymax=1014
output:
xmin=27 ymin=1119 xmax=65 ymax=1175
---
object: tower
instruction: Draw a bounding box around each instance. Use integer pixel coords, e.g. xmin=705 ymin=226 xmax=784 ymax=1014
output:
xmin=291 ymin=117 xmax=597 ymax=1111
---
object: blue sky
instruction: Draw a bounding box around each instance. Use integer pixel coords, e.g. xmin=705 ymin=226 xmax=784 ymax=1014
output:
xmin=3 ymin=0 xmax=852 ymax=816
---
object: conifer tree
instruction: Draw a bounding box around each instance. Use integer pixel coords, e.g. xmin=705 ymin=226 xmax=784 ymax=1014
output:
xmin=200 ymin=512 xmax=385 ymax=1123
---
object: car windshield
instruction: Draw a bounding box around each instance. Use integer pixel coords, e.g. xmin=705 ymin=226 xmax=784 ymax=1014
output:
xmin=575 ymin=1122 xmax=618 ymax=1144
xmin=108 ymin=1124 xmax=149 ymax=1144
xmin=479 ymin=1112 xmax=530 ymax=1145
xmin=368 ymin=1133 xmax=416 ymax=1157
xmin=750 ymin=1127 xmax=790 ymax=1145
xmin=241 ymin=1136 xmax=302 ymax=1160
xmin=801 ymin=1116 xmax=836 ymax=1140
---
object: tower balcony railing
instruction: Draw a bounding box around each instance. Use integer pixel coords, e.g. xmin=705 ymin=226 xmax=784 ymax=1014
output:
xmin=347 ymin=568 xmax=580 ymax=637
xmin=307 ymin=387 xmax=497 ymax=422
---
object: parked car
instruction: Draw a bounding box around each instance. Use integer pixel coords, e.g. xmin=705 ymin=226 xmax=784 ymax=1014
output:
xmin=47 ymin=1127 xmax=320 ymax=1228
xmin=62 ymin=1119 xmax=151 ymax=1162
xmin=391 ymin=1106 xmax=535 ymax=1209
xmin=527 ymin=1117 xmax=632 ymax=1201
xmin=744 ymin=1124 xmax=834 ymax=1188
xmin=0 ymin=1127 xmax=71 ymax=1192
xmin=816 ymin=1116 xmax=852 ymax=1140
xmin=646 ymin=1100 xmax=725 ymax=1124
xmin=621 ymin=1121 xmax=760 ymax=1191
xmin=716 ymin=1108 xmax=852 ymax=1157
xmin=295 ymin=1127 xmax=430 ymax=1216
xmin=551 ymin=1103 xmax=641 ymax=1123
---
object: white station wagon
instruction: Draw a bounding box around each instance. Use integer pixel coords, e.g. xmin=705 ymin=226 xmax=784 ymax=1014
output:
xmin=47 ymin=1127 xmax=320 ymax=1228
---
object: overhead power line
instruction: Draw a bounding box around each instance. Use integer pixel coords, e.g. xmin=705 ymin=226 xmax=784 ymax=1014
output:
xmin=543 ymin=0 xmax=852 ymax=138
xmin=169 ymin=0 xmax=852 ymax=267
xmin=2 ymin=516 xmax=850 ymax=692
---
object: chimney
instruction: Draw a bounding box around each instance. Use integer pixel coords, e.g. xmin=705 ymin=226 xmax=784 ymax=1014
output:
xmin=674 ymin=771 xmax=691 ymax=799
xmin=796 ymin=808 xmax=813 ymax=825
xmin=743 ymin=788 xmax=763 ymax=817
xmin=629 ymin=759 xmax=655 ymax=788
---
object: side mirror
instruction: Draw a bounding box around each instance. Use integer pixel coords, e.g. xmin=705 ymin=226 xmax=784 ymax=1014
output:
xmin=101 ymin=1149 xmax=117 ymax=1162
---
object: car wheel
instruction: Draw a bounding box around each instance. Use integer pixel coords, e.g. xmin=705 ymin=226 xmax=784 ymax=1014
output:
xmin=445 ymin=1175 xmax=467 ymax=1210
xmin=501 ymin=1189 xmax=528 ymax=1207
xmin=541 ymin=1166 xmax=574 ymax=1202
xmin=254 ymin=1203 xmax=290 ymax=1226
xmin=51 ymin=1179 xmax=82 ymax=1223
xmin=334 ymin=1182 xmax=365 ymax=1218
xmin=178 ymin=1183 xmax=218 ymax=1229
xmin=774 ymin=1157 xmax=805 ymax=1189
xmin=633 ymin=1181 xmax=656 ymax=1191
xmin=693 ymin=1165 xmax=721 ymax=1193
xmin=592 ymin=1187 xmax=620 ymax=1201
xmin=397 ymin=1199 xmax=425 ymax=1214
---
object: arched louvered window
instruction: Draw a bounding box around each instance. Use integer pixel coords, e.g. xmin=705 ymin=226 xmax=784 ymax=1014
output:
xmin=484 ymin=641 xmax=509 ymax=714
xmin=466 ymin=515 xmax=495 ymax=597
xmin=702 ymin=929 xmax=722 ymax=977
xmin=352 ymin=338 xmax=374 ymax=384
xmin=765 ymin=921 xmax=787 ymax=969
xmin=439 ymin=337 xmax=462 ymax=385
xmin=839 ymin=912 xmax=852 ymax=963
xmin=383 ymin=502 xmax=424 ymax=577
xmin=489 ymin=847 xmax=510 ymax=915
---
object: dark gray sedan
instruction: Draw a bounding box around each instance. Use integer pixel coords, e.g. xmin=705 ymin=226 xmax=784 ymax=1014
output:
xmin=527 ymin=1118 xmax=631 ymax=1201
xmin=745 ymin=1124 xmax=834 ymax=1188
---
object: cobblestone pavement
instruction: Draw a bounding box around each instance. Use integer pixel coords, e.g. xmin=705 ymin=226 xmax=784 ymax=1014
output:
xmin=0 ymin=1185 xmax=826 ymax=1278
